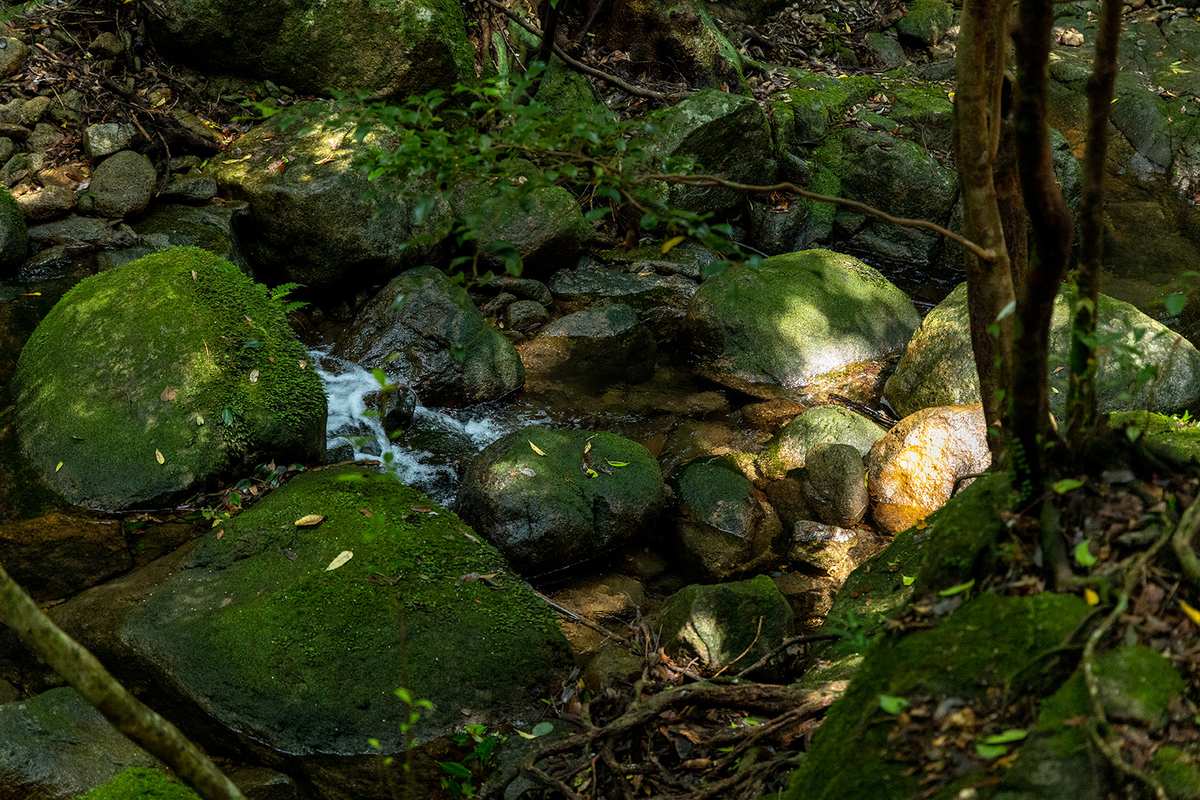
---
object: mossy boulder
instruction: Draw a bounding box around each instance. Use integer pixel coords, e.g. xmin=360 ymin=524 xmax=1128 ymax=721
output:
xmin=146 ymin=0 xmax=473 ymax=98
xmin=686 ymin=250 xmax=920 ymax=399
xmin=895 ymin=0 xmax=953 ymax=46
xmin=0 ymin=689 xmax=164 ymax=799
xmin=639 ymin=89 xmax=772 ymax=213
xmin=758 ymin=405 xmax=886 ymax=480
xmin=671 ymin=458 xmax=782 ymax=580
xmin=0 ymin=184 xmax=26 ymax=274
xmin=784 ymin=592 xmax=1092 ymax=800
xmin=457 ymin=427 xmax=665 ymax=576
xmin=518 ymin=304 xmax=657 ymax=390
xmin=80 ymin=768 xmax=200 ymax=800
xmin=533 ymin=55 xmax=608 ymax=119
xmin=1108 ymin=410 xmax=1200 ymax=469
xmin=606 ymin=0 xmax=745 ymax=89
xmin=208 ymin=102 xmax=446 ymax=293
xmin=332 ymin=266 xmax=524 ymax=406
xmin=657 ymin=575 xmax=793 ymax=672
xmin=885 ymin=282 xmax=1200 ymax=419
xmin=122 ymin=466 xmax=570 ymax=800
xmin=12 ymin=247 xmax=326 ymax=510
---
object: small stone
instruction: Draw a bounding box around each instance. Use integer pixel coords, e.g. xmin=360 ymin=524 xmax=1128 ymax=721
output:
xmin=16 ymin=185 xmax=76 ymax=221
xmin=0 ymin=38 xmax=29 ymax=79
xmin=19 ymin=96 xmax=51 ymax=125
xmin=49 ymin=88 xmax=83 ymax=126
xmin=90 ymin=150 xmax=157 ymax=218
xmin=0 ymin=138 xmax=13 ymax=166
xmin=0 ymin=98 xmax=22 ymax=125
xmin=27 ymin=122 xmax=64 ymax=154
xmin=1060 ymin=29 xmax=1085 ymax=46
xmin=156 ymin=173 xmax=217 ymax=203
xmin=0 ymin=153 xmax=28 ymax=187
xmin=788 ymin=521 xmax=860 ymax=582
xmin=480 ymin=291 xmax=518 ymax=318
xmin=83 ymin=123 xmax=138 ymax=161
xmin=504 ymin=300 xmax=548 ymax=333
xmin=800 ymin=442 xmax=868 ymax=527
xmin=87 ymin=31 xmax=125 ymax=56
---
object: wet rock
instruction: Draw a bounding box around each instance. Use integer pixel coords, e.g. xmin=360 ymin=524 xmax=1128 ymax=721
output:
xmin=15 ymin=185 xmax=74 ymax=221
xmin=737 ymin=399 xmax=806 ymax=433
xmin=519 ymin=304 xmax=656 ymax=389
xmin=0 ymin=513 xmax=127 ymax=602
xmin=758 ymin=405 xmax=886 ymax=480
xmin=800 ymin=442 xmax=868 ymax=527
xmin=0 ymin=688 xmax=161 ymax=798
xmin=671 ymin=458 xmax=782 ymax=580
xmin=788 ymin=520 xmax=863 ymax=582
xmin=146 ymin=0 xmax=474 ymax=98
xmin=0 ymin=184 xmax=26 ymax=272
xmin=125 ymin=202 xmax=247 ymax=268
xmin=657 ymin=576 xmax=794 ymax=673
xmin=228 ymin=766 xmax=299 ymax=800
xmin=479 ymin=291 xmax=517 ymax=318
xmin=504 ymin=299 xmax=548 ymax=332
xmin=457 ymin=426 xmax=665 ymax=576
xmin=638 ymin=89 xmax=773 ymax=213
xmin=157 ymin=173 xmax=217 ymax=203
xmin=364 ymin=384 xmax=418 ymax=437
xmin=895 ymin=0 xmax=953 ymax=46
xmin=884 ymin=282 xmax=1200 ymax=419
xmin=209 ymin=102 xmax=446 ymax=293
xmin=0 ymin=38 xmax=29 ymax=78
xmin=488 ymin=276 xmax=553 ymax=307
xmin=333 ymin=266 xmax=524 ymax=407
xmin=550 ymin=260 xmax=699 ymax=316
xmin=13 ymin=247 xmax=326 ymax=509
xmin=90 ymin=151 xmax=156 ymax=218
xmin=686 ymin=250 xmax=919 ymax=400
xmin=26 ymin=122 xmax=63 ymax=154
xmin=866 ymin=403 xmax=991 ymax=535
xmin=582 ymin=645 xmax=643 ymax=694
xmin=82 ymin=123 xmax=138 ymax=162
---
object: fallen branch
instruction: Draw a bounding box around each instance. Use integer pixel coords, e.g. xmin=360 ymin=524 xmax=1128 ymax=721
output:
xmin=0 ymin=563 xmax=245 ymax=800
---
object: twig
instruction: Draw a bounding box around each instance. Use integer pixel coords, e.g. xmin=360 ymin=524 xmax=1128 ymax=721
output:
xmin=1172 ymin=497 xmax=1200 ymax=589
xmin=534 ymin=590 xmax=636 ymax=649
xmin=733 ymin=632 xmax=842 ymax=680
xmin=481 ymin=0 xmax=672 ymax=101
xmin=643 ymin=175 xmax=995 ymax=262
xmin=712 ymin=616 xmax=763 ymax=678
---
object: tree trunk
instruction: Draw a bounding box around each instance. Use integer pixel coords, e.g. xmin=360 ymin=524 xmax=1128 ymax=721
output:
xmin=0 ymin=564 xmax=246 ymax=800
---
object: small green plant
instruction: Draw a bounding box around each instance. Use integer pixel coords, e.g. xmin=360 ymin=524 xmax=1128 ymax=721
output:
xmin=437 ymin=724 xmax=505 ymax=797
xmin=369 ymin=686 xmax=433 ymax=770
xmin=827 ymin=610 xmax=872 ymax=652
xmin=268 ymin=282 xmax=309 ymax=315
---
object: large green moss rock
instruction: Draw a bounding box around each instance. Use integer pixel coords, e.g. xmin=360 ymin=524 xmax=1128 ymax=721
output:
xmin=0 ymin=688 xmax=161 ymax=799
xmin=884 ymin=282 xmax=1200 ymax=419
xmin=146 ymin=0 xmax=473 ymax=98
xmin=0 ymin=183 xmax=26 ymax=274
xmin=685 ymin=250 xmax=920 ymax=399
xmin=123 ymin=466 xmax=570 ymax=800
xmin=209 ymin=102 xmax=446 ymax=293
xmin=332 ymin=266 xmax=525 ymax=407
xmin=1108 ymin=410 xmax=1200 ymax=469
xmin=785 ymin=592 xmax=1092 ymax=800
xmin=758 ymin=405 xmax=886 ymax=480
xmin=639 ymin=89 xmax=773 ymax=213
xmin=658 ymin=575 xmax=793 ymax=672
xmin=895 ymin=0 xmax=953 ymax=46
xmin=457 ymin=427 xmax=665 ymax=576
xmin=13 ymin=247 xmax=326 ymax=510
xmin=80 ymin=768 xmax=200 ymax=800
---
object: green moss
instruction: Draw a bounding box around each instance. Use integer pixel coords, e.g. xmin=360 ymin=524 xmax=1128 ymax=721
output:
xmin=0 ymin=183 xmax=27 ymax=271
xmin=79 ymin=768 xmax=199 ymax=800
xmin=802 ymin=136 xmax=844 ymax=223
xmin=1152 ymin=748 xmax=1200 ymax=800
xmin=658 ymin=576 xmax=793 ymax=669
xmin=758 ymin=404 xmax=885 ymax=479
xmin=785 ymin=593 xmax=1091 ymax=800
xmin=674 ymin=459 xmax=754 ymax=531
xmin=13 ymin=246 xmax=326 ymax=508
xmin=896 ymin=0 xmax=953 ymax=46
xmin=125 ymin=467 xmax=570 ymax=752
xmin=915 ymin=472 xmax=1014 ymax=595
xmin=1109 ymin=411 xmax=1200 ymax=469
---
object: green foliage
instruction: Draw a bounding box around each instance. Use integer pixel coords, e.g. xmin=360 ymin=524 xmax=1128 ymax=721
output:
xmin=268 ymin=282 xmax=309 ymax=315
xmin=330 ymin=66 xmax=757 ymax=281
xmin=827 ymin=610 xmax=872 ymax=652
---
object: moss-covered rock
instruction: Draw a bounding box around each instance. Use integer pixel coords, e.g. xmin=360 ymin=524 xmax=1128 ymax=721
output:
xmin=457 ymin=427 xmax=665 ymax=576
xmin=657 ymin=575 xmax=793 ymax=672
xmin=533 ymin=56 xmax=608 ymax=119
xmin=123 ymin=466 xmax=570 ymax=799
xmin=332 ymin=266 xmax=524 ymax=406
xmin=208 ymin=101 xmax=447 ymax=293
xmin=758 ymin=404 xmax=886 ymax=481
xmin=895 ymin=0 xmax=953 ymax=46
xmin=0 ymin=183 xmax=26 ymax=274
xmin=13 ymin=247 xmax=327 ymax=509
xmin=79 ymin=767 xmax=199 ymax=800
xmin=639 ymin=89 xmax=773 ymax=213
xmin=885 ymin=282 xmax=1200 ymax=419
xmin=606 ymin=0 xmax=746 ymax=90
xmin=784 ymin=592 xmax=1091 ymax=800
xmin=685 ymin=250 xmax=920 ymax=399
xmin=146 ymin=0 xmax=473 ymax=99
xmin=671 ymin=458 xmax=782 ymax=580
xmin=518 ymin=304 xmax=657 ymax=389
xmin=1108 ymin=410 xmax=1200 ymax=469
xmin=0 ymin=688 xmax=161 ymax=799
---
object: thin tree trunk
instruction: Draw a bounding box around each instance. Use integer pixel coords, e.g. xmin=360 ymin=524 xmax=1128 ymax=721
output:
xmin=954 ymin=0 xmax=1016 ymax=464
xmin=1011 ymin=0 xmax=1075 ymax=488
xmin=0 ymin=564 xmax=246 ymax=800
xmin=1066 ymin=0 xmax=1122 ymax=443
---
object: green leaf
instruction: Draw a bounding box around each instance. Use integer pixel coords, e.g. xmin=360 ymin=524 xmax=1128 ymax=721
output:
xmin=221 ymin=408 xmax=235 ymax=426
xmin=938 ymin=579 xmax=975 ymax=597
xmin=584 ymin=207 xmax=612 ymax=221
xmin=1165 ymin=293 xmax=1187 ymax=316
xmin=1052 ymin=478 xmax=1085 ymax=494
xmin=1074 ymin=541 xmax=1098 ymax=567
xmin=981 ymin=729 xmax=1028 ymax=745
xmin=879 ymin=695 xmax=909 ymax=715
xmin=394 ymin=687 xmax=412 ymax=704
xmin=532 ymin=722 xmax=555 ymax=737
xmin=902 ymin=575 xmax=915 ymax=586
xmin=975 ymin=742 xmax=1009 ymax=759
xmin=438 ymin=761 xmax=473 ymax=780
xmin=1126 ymin=426 xmax=1142 ymax=442
xmin=606 ymin=460 xmax=629 ymax=467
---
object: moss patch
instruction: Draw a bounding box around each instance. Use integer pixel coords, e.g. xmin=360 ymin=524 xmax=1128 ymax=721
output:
xmin=124 ymin=466 xmax=571 ymax=756
xmin=13 ymin=246 xmax=326 ymax=509
xmin=79 ymin=768 xmax=198 ymax=800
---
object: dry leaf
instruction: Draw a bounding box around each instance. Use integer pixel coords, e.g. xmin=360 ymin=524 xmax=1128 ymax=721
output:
xmin=1182 ymin=599 xmax=1200 ymax=626
xmin=160 ymin=386 xmax=176 ymax=402
xmin=360 ymin=509 xmax=373 ymax=517
xmin=155 ymin=449 xmax=165 ymax=465
xmin=294 ymin=514 xmax=325 ymax=527
xmin=249 ymin=369 xmax=259 ymax=383
xmin=1084 ymin=588 xmax=1099 ymax=605
xmin=584 ymin=441 xmax=592 ymax=454
xmin=530 ymin=441 xmax=547 ymax=456
xmin=326 ymin=550 xmax=354 ymax=571
xmin=216 ymin=529 xmax=224 ymax=539
xmin=298 ymin=360 xmax=307 ymax=369
xmin=412 ymin=505 xmax=432 ymax=513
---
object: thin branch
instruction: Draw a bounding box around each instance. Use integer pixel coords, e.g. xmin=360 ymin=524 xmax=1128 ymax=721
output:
xmin=0 ymin=564 xmax=245 ymax=800
xmin=644 ymin=175 xmax=996 ymax=262
xmin=481 ymin=0 xmax=671 ymax=100
xmin=733 ymin=632 xmax=842 ymax=680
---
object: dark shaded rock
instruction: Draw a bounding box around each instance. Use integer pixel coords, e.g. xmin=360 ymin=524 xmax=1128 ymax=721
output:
xmin=15 ymin=185 xmax=74 ymax=221
xmin=657 ymin=576 xmax=793 ymax=672
xmin=788 ymin=520 xmax=862 ymax=582
xmin=758 ymin=405 xmax=886 ymax=480
xmin=800 ymin=442 xmax=868 ymax=527
xmin=90 ymin=151 xmax=156 ymax=218
xmin=0 ymin=184 xmax=26 ymax=272
xmin=895 ymin=0 xmax=953 ymax=46
xmin=457 ymin=427 xmax=665 ymax=576
xmin=504 ymin=299 xmax=548 ymax=333
xmin=333 ymin=266 xmax=524 ymax=406
xmin=129 ymin=202 xmax=248 ymax=268
xmin=0 ymin=38 xmax=29 ymax=79
xmin=0 ymin=513 xmax=127 ymax=602
xmin=157 ymin=173 xmax=218 ymax=203
xmin=519 ymin=304 xmax=656 ymax=389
